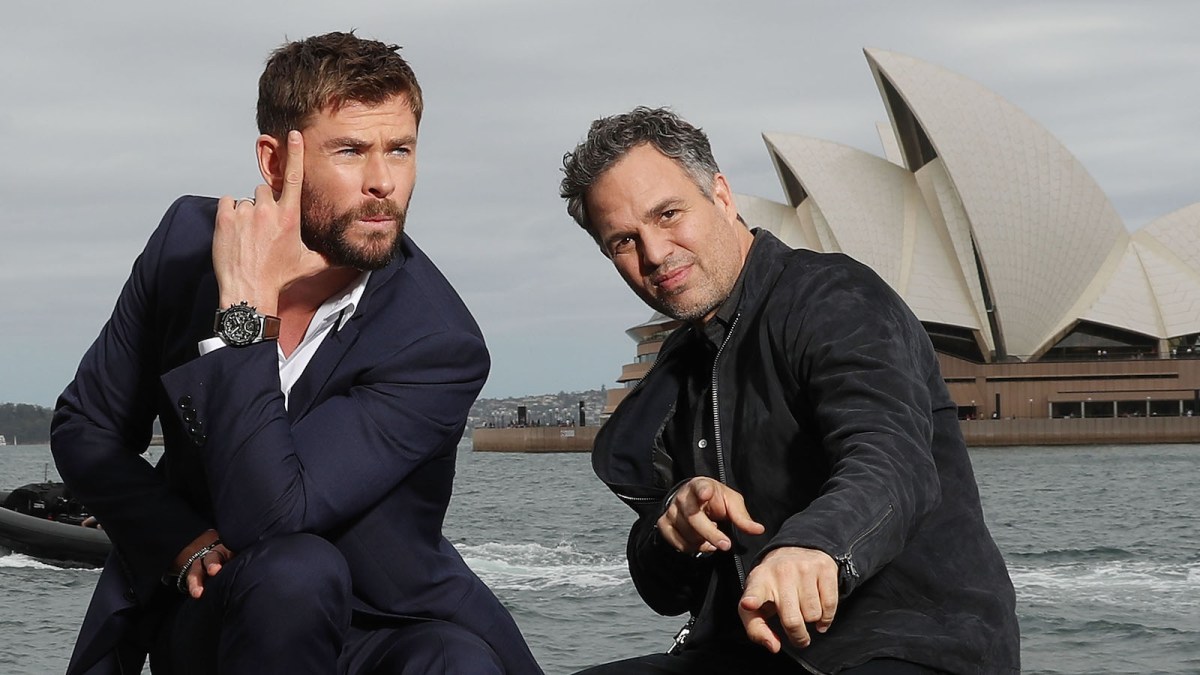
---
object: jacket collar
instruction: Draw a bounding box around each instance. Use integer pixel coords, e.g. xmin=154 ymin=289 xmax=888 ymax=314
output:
xmin=731 ymin=228 xmax=792 ymax=322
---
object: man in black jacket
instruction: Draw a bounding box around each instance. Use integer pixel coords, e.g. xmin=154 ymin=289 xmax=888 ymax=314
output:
xmin=560 ymin=107 xmax=1020 ymax=674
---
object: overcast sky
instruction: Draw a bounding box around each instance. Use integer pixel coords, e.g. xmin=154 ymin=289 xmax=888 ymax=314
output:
xmin=2 ymin=1 xmax=1197 ymax=407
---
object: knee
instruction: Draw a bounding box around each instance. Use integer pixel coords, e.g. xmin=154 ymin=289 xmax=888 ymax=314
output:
xmin=381 ymin=624 xmax=504 ymax=675
xmin=433 ymin=630 xmax=503 ymax=675
xmin=229 ymin=533 xmax=351 ymax=614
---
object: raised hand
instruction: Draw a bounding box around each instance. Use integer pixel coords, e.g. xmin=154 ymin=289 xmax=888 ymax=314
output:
xmin=656 ymin=476 xmax=765 ymax=554
xmin=213 ymin=130 xmax=328 ymax=315
xmin=739 ymin=546 xmax=839 ymax=653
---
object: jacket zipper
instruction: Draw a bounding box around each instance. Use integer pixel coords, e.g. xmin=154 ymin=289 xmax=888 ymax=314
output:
xmin=833 ymin=504 xmax=895 ymax=585
xmin=710 ymin=314 xmax=746 ymax=586
xmin=709 ymin=313 xmax=829 ymax=675
xmin=667 ymin=615 xmax=695 ymax=654
xmin=614 ymin=493 xmax=661 ymax=505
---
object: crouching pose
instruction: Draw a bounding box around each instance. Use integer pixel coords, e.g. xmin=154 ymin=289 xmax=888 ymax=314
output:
xmin=560 ymin=107 xmax=1019 ymax=674
xmin=52 ymin=31 xmax=541 ymax=675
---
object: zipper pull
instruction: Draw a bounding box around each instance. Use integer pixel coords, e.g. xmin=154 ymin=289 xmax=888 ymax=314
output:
xmin=833 ymin=553 xmax=859 ymax=581
xmin=667 ymin=616 xmax=696 ymax=655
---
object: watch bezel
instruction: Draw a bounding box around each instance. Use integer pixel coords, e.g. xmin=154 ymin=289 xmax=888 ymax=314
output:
xmin=213 ymin=302 xmax=279 ymax=347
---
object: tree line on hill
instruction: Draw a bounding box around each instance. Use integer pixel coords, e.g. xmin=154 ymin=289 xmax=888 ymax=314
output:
xmin=0 ymin=402 xmax=54 ymax=445
xmin=2 ymin=389 xmax=611 ymax=446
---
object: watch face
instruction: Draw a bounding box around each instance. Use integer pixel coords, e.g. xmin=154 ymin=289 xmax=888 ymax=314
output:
xmin=219 ymin=305 xmax=262 ymax=346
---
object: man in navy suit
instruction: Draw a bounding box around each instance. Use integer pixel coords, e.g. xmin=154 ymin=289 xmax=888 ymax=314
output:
xmin=51 ymin=32 xmax=541 ymax=675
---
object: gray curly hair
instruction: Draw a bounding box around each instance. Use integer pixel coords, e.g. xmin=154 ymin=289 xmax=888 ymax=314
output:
xmin=560 ymin=107 xmax=721 ymax=240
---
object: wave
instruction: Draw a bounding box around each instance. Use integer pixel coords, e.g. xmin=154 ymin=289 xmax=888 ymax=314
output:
xmin=0 ymin=552 xmax=66 ymax=570
xmin=457 ymin=542 xmax=631 ymax=593
xmin=1011 ymin=559 xmax=1200 ymax=615
xmin=1010 ymin=546 xmax=1136 ymax=563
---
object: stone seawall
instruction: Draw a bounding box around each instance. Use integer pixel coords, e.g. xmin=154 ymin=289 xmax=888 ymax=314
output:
xmin=472 ymin=418 xmax=1200 ymax=452
xmin=960 ymin=416 xmax=1200 ymax=446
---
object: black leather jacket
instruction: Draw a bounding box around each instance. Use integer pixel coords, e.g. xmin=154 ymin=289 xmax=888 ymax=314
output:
xmin=593 ymin=230 xmax=1020 ymax=674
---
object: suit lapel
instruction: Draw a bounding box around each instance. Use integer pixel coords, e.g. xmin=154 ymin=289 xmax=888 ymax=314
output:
xmin=286 ymin=251 xmax=405 ymax=422
xmin=286 ymin=317 xmax=360 ymax=422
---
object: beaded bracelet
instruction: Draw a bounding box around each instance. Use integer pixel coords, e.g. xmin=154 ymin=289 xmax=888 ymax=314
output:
xmin=176 ymin=539 xmax=222 ymax=594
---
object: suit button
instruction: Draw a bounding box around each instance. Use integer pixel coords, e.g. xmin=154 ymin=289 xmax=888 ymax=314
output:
xmin=178 ymin=395 xmax=193 ymax=409
xmin=195 ymin=433 xmax=207 ymax=446
xmin=183 ymin=410 xmax=197 ymax=422
xmin=124 ymin=588 xmax=137 ymax=602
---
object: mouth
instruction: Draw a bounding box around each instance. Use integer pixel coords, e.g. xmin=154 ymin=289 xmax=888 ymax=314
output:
xmin=356 ymin=217 xmax=396 ymax=231
xmin=651 ymin=264 xmax=691 ymax=293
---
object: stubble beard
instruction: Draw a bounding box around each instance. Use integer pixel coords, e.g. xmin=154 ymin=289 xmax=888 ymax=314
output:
xmin=648 ymin=253 xmax=733 ymax=323
xmin=301 ymin=184 xmax=407 ymax=271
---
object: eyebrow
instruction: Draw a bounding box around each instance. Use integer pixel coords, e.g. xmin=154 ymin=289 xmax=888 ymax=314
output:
xmin=642 ymin=197 xmax=684 ymax=221
xmin=323 ymin=135 xmax=417 ymax=151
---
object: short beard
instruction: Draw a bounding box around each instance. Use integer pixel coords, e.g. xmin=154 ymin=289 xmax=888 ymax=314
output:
xmin=655 ymin=292 xmax=723 ymax=323
xmin=647 ymin=253 xmax=728 ymax=323
xmin=301 ymin=185 xmax=407 ymax=271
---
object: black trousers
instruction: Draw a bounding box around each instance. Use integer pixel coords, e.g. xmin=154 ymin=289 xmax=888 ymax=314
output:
xmin=574 ymin=644 xmax=942 ymax=675
xmin=149 ymin=533 xmax=503 ymax=675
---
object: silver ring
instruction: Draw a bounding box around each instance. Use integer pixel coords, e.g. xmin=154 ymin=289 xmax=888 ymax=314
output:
xmin=237 ymin=197 xmax=255 ymax=207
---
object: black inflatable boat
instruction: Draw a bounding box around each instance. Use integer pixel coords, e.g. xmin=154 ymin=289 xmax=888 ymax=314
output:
xmin=0 ymin=482 xmax=110 ymax=567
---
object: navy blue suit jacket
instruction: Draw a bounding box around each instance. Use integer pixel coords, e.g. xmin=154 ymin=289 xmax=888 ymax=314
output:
xmin=51 ymin=196 xmax=540 ymax=674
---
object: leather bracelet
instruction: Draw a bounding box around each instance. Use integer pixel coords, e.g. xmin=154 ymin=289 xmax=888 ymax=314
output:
xmin=175 ymin=539 xmax=222 ymax=594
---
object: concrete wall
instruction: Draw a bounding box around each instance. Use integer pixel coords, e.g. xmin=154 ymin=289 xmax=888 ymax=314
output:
xmin=473 ymin=426 xmax=598 ymax=453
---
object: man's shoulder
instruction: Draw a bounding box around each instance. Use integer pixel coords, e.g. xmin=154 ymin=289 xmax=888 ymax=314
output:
xmin=761 ymin=242 xmax=887 ymax=303
xmin=370 ymin=234 xmax=483 ymax=338
xmin=161 ymin=195 xmax=220 ymax=223
xmin=145 ymin=195 xmax=219 ymax=248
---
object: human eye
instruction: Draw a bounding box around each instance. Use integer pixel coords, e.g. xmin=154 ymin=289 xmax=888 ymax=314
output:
xmin=609 ymin=236 xmax=635 ymax=256
xmin=660 ymin=208 xmax=679 ymax=222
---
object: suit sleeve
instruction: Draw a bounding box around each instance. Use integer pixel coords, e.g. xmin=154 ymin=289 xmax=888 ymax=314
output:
xmin=51 ymin=197 xmax=214 ymax=601
xmin=755 ymin=258 xmax=942 ymax=596
xmin=159 ymin=301 xmax=488 ymax=552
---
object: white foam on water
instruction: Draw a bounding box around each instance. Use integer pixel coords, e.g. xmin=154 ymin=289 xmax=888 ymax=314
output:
xmin=458 ymin=541 xmax=630 ymax=592
xmin=0 ymin=552 xmax=62 ymax=570
xmin=1011 ymin=559 xmax=1200 ymax=613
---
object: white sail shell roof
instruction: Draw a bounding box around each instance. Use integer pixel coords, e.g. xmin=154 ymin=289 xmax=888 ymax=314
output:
xmin=864 ymin=48 xmax=1130 ymax=359
xmin=761 ymin=133 xmax=982 ymax=332
xmin=738 ymin=49 xmax=1199 ymax=362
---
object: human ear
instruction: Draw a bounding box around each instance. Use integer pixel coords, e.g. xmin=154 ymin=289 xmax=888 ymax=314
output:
xmin=712 ymin=173 xmax=739 ymax=221
xmin=255 ymin=134 xmax=286 ymax=193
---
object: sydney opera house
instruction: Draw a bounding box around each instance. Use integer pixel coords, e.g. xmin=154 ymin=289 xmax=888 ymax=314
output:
xmin=607 ymin=49 xmax=1200 ymax=444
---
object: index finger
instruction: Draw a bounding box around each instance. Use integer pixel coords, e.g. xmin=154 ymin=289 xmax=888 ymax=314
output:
xmin=278 ymin=129 xmax=304 ymax=209
xmin=720 ymin=488 xmax=766 ymax=537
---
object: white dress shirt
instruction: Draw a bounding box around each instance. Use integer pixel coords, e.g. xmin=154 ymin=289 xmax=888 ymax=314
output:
xmin=199 ymin=271 xmax=371 ymax=408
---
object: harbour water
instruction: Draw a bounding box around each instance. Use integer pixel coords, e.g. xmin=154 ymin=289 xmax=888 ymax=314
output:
xmin=1 ymin=443 xmax=1197 ymax=674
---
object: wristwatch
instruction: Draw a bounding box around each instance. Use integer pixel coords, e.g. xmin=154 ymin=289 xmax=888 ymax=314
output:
xmin=213 ymin=302 xmax=281 ymax=347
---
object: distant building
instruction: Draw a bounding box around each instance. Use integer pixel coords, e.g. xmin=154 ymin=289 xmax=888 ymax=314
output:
xmin=606 ymin=49 xmax=1200 ymax=434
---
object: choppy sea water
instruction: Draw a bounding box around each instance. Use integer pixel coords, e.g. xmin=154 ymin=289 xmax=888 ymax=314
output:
xmin=1 ymin=443 xmax=1197 ymax=674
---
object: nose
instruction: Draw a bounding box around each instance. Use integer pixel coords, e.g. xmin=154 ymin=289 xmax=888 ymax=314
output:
xmin=639 ymin=228 xmax=673 ymax=271
xmin=364 ymin=152 xmax=395 ymax=198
